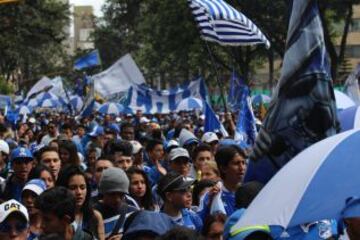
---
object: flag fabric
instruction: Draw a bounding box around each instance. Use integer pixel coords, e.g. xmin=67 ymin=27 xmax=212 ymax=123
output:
xmin=80 ymin=99 xmax=95 ymax=117
xmin=93 ymin=54 xmax=145 ymax=98
xmin=188 ymin=0 xmax=270 ymax=48
xmin=74 ymin=50 xmax=101 ymax=70
xmin=126 ymin=78 xmax=208 ymax=114
xmin=245 ymin=0 xmax=338 ymax=184
xmin=233 ymin=80 xmax=257 ymax=146
xmin=344 ymin=64 xmax=360 ymax=105
xmin=25 ymin=76 xmax=53 ymax=100
xmin=227 ymin=71 xmax=243 ymax=111
xmin=204 ymin=101 xmax=229 ymax=137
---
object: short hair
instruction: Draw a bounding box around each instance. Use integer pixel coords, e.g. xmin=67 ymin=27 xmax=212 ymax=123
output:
xmin=28 ymin=164 xmax=55 ymax=182
xmin=145 ymin=139 xmax=163 ymax=152
xmin=202 ymin=213 xmax=227 ymax=237
xmin=38 ymin=146 xmax=59 ymax=161
xmin=36 ymin=186 xmax=76 ymax=222
xmin=215 ymin=145 xmax=247 ymax=171
xmin=235 ymin=181 xmax=264 ymax=209
xmin=111 ymin=140 xmax=133 ymax=156
xmin=121 ymin=122 xmax=134 ymax=132
xmin=61 ymin=124 xmax=72 ymax=131
xmin=192 ymin=144 xmax=212 ymax=161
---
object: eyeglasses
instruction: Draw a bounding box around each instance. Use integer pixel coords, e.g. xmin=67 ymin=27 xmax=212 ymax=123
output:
xmin=0 ymin=222 xmax=28 ymax=233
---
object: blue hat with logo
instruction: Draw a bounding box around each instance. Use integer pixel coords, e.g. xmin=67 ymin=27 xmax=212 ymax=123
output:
xmin=10 ymin=147 xmax=33 ymax=162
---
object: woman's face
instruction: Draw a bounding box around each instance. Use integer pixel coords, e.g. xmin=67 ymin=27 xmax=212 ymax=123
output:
xmin=130 ymin=173 xmax=146 ymax=199
xmin=40 ymin=170 xmax=55 ymax=189
xmin=22 ymin=190 xmax=38 ymax=216
xmin=59 ymin=148 xmax=70 ymax=165
xmin=68 ymin=174 xmax=87 ymax=209
xmin=201 ymin=165 xmax=220 ymax=182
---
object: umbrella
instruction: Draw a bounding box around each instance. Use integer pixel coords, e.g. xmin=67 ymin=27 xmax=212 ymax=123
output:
xmin=176 ymin=97 xmax=203 ymax=111
xmin=338 ymin=106 xmax=360 ymax=132
xmin=98 ymin=102 xmax=124 ymax=115
xmin=16 ymin=105 xmax=32 ymax=115
xmin=70 ymin=96 xmax=83 ymax=112
xmin=232 ymin=129 xmax=360 ymax=233
xmin=251 ymin=94 xmax=271 ymax=105
xmin=334 ymin=90 xmax=355 ymax=110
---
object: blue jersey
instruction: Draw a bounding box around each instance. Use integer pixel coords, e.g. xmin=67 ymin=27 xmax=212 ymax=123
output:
xmin=166 ymin=209 xmax=203 ymax=232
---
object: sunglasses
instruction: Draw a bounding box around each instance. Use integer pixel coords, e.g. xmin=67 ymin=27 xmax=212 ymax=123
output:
xmin=0 ymin=222 xmax=28 ymax=233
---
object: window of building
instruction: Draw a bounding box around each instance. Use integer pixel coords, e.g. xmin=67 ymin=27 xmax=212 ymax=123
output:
xmin=350 ymin=18 xmax=360 ymax=32
xmin=345 ymin=45 xmax=360 ymax=58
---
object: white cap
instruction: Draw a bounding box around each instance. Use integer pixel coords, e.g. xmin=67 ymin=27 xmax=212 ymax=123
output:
xmin=0 ymin=140 xmax=9 ymax=155
xmin=28 ymin=117 xmax=36 ymax=124
xmin=140 ymin=117 xmax=150 ymax=124
xmin=0 ymin=199 xmax=29 ymax=223
xmin=169 ymin=147 xmax=190 ymax=161
xmin=201 ymin=132 xmax=219 ymax=143
xmin=130 ymin=140 xmax=143 ymax=154
xmin=115 ymin=117 xmax=122 ymax=123
xmin=22 ymin=179 xmax=47 ymax=196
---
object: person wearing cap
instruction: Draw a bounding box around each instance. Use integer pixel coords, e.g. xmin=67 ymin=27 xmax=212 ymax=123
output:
xmin=168 ymin=148 xmax=192 ymax=178
xmin=0 ymin=139 xmax=10 ymax=178
xmin=157 ymin=172 xmax=203 ymax=232
xmin=201 ymin=132 xmax=219 ymax=155
xmin=94 ymin=167 xmax=137 ymax=239
xmin=0 ymin=199 xmax=30 ymax=240
xmin=21 ymin=179 xmax=47 ymax=240
xmin=1 ymin=147 xmax=34 ymax=201
xmin=179 ymin=129 xmax=199 ymax=157
xmin=40 ymin=122 xmax=59 ymax=146
xmin=36 ymin=186 xmax=94 ymax=240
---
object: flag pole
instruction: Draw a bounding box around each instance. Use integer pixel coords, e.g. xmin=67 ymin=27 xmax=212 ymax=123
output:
xmin=204 ymin=42 xmax=228 ymax=113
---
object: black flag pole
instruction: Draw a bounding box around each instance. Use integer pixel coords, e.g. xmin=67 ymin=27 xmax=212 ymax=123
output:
xmin=204 ymin=42 xmax=228 ymax=113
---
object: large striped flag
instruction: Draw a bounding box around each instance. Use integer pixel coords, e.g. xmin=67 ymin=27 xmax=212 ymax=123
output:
xmin=188 ymin=0 xmax=270 ymax=48
xmin=244 ymin=0 xmax=338 ymax=184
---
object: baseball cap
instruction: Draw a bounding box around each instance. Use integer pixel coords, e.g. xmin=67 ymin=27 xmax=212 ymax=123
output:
xmin=179 ymin=129 xmax=199 ymax=147
xmin=140 ymin=117 xmax=150 ymax=124
xmin=28 ymin=117 xmax=36 ymax=124
xmin=201 ymin=132 xmax=219 ymax=143
xmin=10 ymin=147 xmax=33 ymax=162
xmin=99 ymin=167 xmax=129 ymax=194
xmin=0 ymin=140 xmax=9 ymax=155
xmin=130 ymin=140 xmax=143 ymax=154
xmin=168 ymin=147 xmax=190 ymax=162
xmin=166 ymin=140 xmax=179 ymax=151
xmin=224 ymin=209 xmax=271 ymax=240
xmin=22 ymin=179 xmax=47 ymax=196
xmin=157 ymin=173 xmax=195 ymax=197
xmin=0 ymin=199 xmax=29 ymax=223
xmin=88 ymin=125 xmax=105 ymax=137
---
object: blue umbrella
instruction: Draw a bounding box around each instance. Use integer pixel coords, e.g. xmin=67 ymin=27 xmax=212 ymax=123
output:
xmin=98 ymin=102 xmax=125 ymax=115
xmin=338 ymin=106 xmax=360 ymax=132
xmin=176 ymin=97 xmax=203 ymax=111
xmin=251 ymin=94 xmax=271 ymax=105
xmin=233 ymin=129 xmax=360 ymax=232
xmin=70 ymin=96 xmax=83 ymax=112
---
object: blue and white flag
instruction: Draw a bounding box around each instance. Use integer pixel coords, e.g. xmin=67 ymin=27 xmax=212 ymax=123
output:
xmin=228 ymin=71 xmax=244 ymax=111
xmin=245 ymin=0 xmax=338 ymax=184
xmin=126 ymin=78 xmax=208 ymax=114
xmin=74 ymin=49 xmax=101 ymax=70
xmin=204 ymin=101 xmax=228 ymax=137
xmin=188 ymin=0 xmax=270 ymax=48
xmin=344 ymin=64 xmax=360 ymax=105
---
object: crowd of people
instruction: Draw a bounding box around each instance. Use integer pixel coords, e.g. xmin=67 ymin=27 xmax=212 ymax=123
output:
xmin=0 ymin=110 xmax=357 ymax=240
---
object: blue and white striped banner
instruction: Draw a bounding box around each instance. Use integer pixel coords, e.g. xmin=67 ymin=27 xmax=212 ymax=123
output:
xmin=126 ymin=78 xmax=208 ymax=114
xmin=188 ymin=0 xmax=270 ymax=48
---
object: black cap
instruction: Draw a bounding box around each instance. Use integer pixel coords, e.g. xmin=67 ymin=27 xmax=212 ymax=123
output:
xmin=157 ymin=173 xmax=195 ymax=198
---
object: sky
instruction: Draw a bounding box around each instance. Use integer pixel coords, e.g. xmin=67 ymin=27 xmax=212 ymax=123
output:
xmin=69 ymin=0 xmax=106 ymax=16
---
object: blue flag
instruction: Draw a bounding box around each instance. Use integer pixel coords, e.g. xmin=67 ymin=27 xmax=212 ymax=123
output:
xmin=245 ymin=0 xmax=338 ymax=184
xmin=80 ymin=99 xmax=95 ymax=117
xmin=74 ymin=50 xmax=101 ymax=70
xmin=204 ymin=101 xmax=228 ymax=137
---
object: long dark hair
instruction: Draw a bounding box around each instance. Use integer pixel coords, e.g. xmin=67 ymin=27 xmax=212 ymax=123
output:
xmin=126 ymin=167 xmax=155 ymax=211
xmin=56 ymin=165 xmax=98 ymax=236
xmin=58 ymin=140 xmax=80 ymax=166
xmin=28 ymin=164 xmax=56 ymax=183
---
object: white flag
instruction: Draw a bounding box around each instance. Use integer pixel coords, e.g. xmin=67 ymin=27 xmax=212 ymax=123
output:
xmin=93 ymin=54 xmax=145 ymax=97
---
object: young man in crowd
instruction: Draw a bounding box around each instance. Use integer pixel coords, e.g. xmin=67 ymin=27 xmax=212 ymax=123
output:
xmin=120 ymin=122 xmax=135 ymax=141
xmin=1 ymin=147 xmax=34 ymax=201
xmin=189 ymin=144 xmax=213 ymax=180
xmin=38 ymin=146 xmax=61 ymax=180
xmin=94 ymin=167 xmax=137 ymax=239
xmin=157 ymin=172 xmax=202 ymax=232
xmin=36 ymin=186 xmax=94 ymax=240
xmin=0 ymin=199 xmax=30 ymax=240
xmin=91 ymin=158 xmax=114 ymax=198
xmin=40 ymin=122 xmax=59 ymax=146
xmin=201 ymin=132 xmax=219 ymax=155
xmin=145 ymin=139 xmax=166 ymax=186
xmin=112 ymin=141 xmax=133 ymax=171
xmin=168 ymin=148 xmax=192 ymax=178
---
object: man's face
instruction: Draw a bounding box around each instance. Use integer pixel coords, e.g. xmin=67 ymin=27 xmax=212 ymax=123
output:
xmin=121 ymin=127 xmax=135 ymax=141
xmin=40 ymin=212 xmax=66 ymax=236
xmin=148 ymin=144 xmax=164 ymax=162
xmin=222 ymin=153 xmax=246 ymax=184
xmin=194 ymin=150 xmax=213 ymax=171
xmin=167 ymin=188 xmax=191 ymax=210
xmin=77 ymin=127 xmax=85 ymax=137
xmin=12 ymin=159 xmax=32 ymax=183
xmin=41 ymin=151 xmax=61 ymax=179
xmin=0 ymin=214 xmax=29 ymax=240
xmin=47 ymin=124 xmax=57 ymax=136
xmin=170 ymin=158 xmax=190 ymax=177
xmin=94 ymin=160 xmax=113 ymax=184
xmin=114 ymin=152 xmax=133 ymax=171
xmin=63 ymin=128 xmax=73 ymax=139
xmin=103 ymin=192 xmax=125 ymax=210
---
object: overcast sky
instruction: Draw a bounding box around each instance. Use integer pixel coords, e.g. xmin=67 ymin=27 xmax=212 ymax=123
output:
xmin=69 ymin=0 xmax=105 ymax=16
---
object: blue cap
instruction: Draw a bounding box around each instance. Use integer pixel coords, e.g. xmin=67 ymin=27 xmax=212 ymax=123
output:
xmin=106 ymin=123 xmax=120 ymax=134
xmin=88 ymin=125 xmax=105 ymax=137
xmin=22 ymin=179 xmax=47 ymax=196
xmin=10 ymin=147 xmax=33 ymax=162
xmin=223 ymin=209 xmax=271 ymax=240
